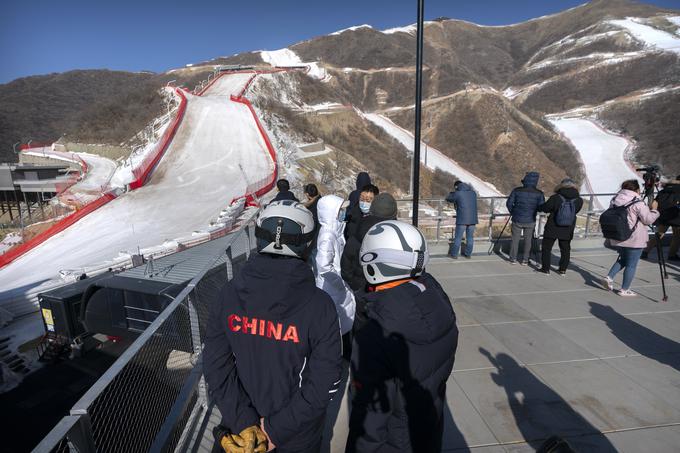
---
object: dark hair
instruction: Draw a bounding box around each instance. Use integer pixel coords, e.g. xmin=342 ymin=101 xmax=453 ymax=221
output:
xmin=453 ymin=180 xmax=462 ymax=188
xmin=360 ymin=184 xmax=379 ymax=195
xmin=304 ymin=183 xmax=319 ymax=197
xmin=621 ymin=179 xmax=640 ymax=192
xmin=276 ymin=179 xmax=290 ymax=192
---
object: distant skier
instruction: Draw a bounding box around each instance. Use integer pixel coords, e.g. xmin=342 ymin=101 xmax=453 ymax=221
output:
xmin=506 ymin=172 xmax=545 ymax=265
xmin=346 ymin=220 xmax=458 ymax=452
xmin=446 ymin=181 xmax=478 ymax=259
xmin=537 ymin=178 xmax=583 ymax=275
xmin=272 ymin=178 xmax=299 ymax=202
xmin=204 ymin=200 xmax=342 ymax=453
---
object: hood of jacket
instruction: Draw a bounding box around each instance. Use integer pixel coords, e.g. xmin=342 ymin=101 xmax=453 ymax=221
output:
xmin=317 ymin=195 xmax=344 ymax=232
xmin=556 ymin=186 xmax=580 ymax=199
xmin=355 ymin=172 xmax=371 ymax=190
xmin=365 ymin=274 xmax=455 ymax=345
xmin=521 ymin=172 xmax=540 ymax=188
xmin=611 ymin=189 xmax=641 ymax=207
xmin=233 ymin=254 xmax=317 ymax=317
xmin=456 ymin=182 xmax=474 ymax=192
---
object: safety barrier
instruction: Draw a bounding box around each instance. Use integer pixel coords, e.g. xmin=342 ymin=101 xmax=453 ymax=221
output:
xmin=0 ymin=192 xmax=117 ymax=268
xmin=33 ymin=210 xmax=260 ymax=453
xmin=129 ymin=88 xmax=187 ymax=190
xmin=396 ymin=192 xmax=618 ymax=242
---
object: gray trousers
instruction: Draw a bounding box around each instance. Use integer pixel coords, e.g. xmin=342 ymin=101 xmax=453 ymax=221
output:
xmin=510 ymin=222 xmax=535 ymax=261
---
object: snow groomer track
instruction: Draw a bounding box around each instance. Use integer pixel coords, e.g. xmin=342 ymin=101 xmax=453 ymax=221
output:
xmin=0 ymin=72 xmax=278 ymax=316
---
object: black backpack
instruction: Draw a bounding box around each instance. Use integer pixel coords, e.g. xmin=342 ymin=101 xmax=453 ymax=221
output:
xmin=599 ymin=199 xmax=641 ymax=241
xmin=555 ymin=195 xmax=577 ymax=227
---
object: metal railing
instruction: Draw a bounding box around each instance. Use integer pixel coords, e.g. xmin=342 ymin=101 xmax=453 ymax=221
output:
xmin=395 ymin=193 xmax=617 ymax=243
xmin=34 ymin=209 xmax=259 ymax=453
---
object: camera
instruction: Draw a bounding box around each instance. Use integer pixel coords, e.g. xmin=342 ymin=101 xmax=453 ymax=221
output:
xmin=636 ymin=164 xmax=661 ymax=198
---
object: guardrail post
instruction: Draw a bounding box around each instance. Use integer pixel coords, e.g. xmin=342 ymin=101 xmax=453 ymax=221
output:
xmin=585 ymin=194 xmax=594 ymax=238
xmin=186 ymin=292 xmax=207 ymax=408
xmin=487 ymin=198 xmax=496 ymax=241
xmin=244 ymin=225 xmax=251 ymax=260
xmin=225 ymin=246 xmax=233 ymax=281
xmin=68 ymin=414 xmax=96 ymax=453
xmin=436 ymin=200 xmax=442 ymax=243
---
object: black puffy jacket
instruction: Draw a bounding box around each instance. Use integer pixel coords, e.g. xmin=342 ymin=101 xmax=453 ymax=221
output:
xmin=656 ymin=181 xmax=680 ymax=226
xmin=346 ymin=273 xmax=459 ymax=453
xmin=506 ymin=172 xmax=545 ymax=224
xmin=203 ymin=254 xmax=342 ymax=452
xmin=539 ymin=184 xmax=584 ymax=240
xmin=341 ymin=215 xmax=384 ymax=291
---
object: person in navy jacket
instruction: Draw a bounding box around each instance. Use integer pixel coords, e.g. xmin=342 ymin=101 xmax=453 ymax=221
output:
xmin=506 ymin=172 xmax=545 ymax=265
xmin=446 ymin=181 xmax=478 ymax=259
xmin=204 ymin=201 xmax=342 ymax=453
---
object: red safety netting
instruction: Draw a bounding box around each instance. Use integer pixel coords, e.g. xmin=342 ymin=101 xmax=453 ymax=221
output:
xmin=129 ymin=88 xmax=188 ymax=190
xmin=0 ymin=192 xmax=117 ymax=268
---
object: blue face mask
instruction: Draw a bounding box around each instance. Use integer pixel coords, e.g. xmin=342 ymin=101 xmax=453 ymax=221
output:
xmin=359 ymin=201 xmax=371 ymax=214
xmin=337 ymin=208 xmax=346 ymax=221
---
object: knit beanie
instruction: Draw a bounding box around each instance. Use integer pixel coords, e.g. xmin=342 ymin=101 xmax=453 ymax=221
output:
xmin=369 ymin=193 xmax=398 ymax=219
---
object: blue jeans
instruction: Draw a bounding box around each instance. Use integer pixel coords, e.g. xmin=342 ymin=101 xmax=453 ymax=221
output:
xmin=450 ymin=224 xmax=475 ymax=257
xmin=607 ymin=247 xmax=643 ymax=290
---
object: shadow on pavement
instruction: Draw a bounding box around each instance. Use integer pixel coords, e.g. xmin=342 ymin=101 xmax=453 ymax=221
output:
xmin=589 ymin=302 xmax=680 ymax=372
xmin=480 ymin=348 xmax=617 ymax=452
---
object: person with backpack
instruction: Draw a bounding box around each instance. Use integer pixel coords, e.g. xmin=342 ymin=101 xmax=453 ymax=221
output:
xmin=506 ymin=172 xmax=545 ymax=265
xmin=346 ymin=220 xmax=458 ymax=452
xmin=445 ymin=181 xmax=478 ymax=259
xmin=642 ymin=175 xmax=680 ymax=262
xmin=537 ymin=178 xmax=583 ymax=275
xmin=204 ymin=201 xmax=343 ymax=453
xmin=600 ymin=180 xmax=659 ymax=297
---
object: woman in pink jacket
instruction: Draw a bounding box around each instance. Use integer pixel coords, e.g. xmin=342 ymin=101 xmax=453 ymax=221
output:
xmin=603 ymin=180 xmax=660 ymax=296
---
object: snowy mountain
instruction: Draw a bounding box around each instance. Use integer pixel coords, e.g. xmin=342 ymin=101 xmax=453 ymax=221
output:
xmin=2 ymin=0 xmax=679 ymax=194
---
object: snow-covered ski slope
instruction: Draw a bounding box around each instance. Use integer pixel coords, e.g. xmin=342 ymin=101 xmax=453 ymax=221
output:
xmin=361 ymin=112 xmax=503 ymax=197
xmin=549 ymin=117 xmax=641 ymax=210
xmin=0 ymin=73 xmax=275 ymax=315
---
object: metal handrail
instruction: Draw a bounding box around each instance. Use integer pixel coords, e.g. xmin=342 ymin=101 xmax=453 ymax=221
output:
xmin=34 ymin=208 xmax=260 ymax=453
xmin=395 ymin=192 xmax=619 ymax=242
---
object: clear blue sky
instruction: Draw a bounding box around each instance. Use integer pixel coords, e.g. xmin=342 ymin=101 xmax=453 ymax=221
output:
xmin=1 ymin=0 xmax=679 ymax=83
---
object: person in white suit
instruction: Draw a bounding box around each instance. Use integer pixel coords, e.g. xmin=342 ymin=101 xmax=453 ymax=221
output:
xmin=313 ymin=194 xmax=356 ymax=359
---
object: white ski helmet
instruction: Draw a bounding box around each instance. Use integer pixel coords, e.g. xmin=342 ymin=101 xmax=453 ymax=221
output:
xmin=255 ymin=200 xmax=315 ymax=258
xmin=360 ymin=220 xmax=429 ymax=285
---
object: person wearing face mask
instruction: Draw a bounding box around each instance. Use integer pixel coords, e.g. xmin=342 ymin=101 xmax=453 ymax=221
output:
xmin=346 ymin=184 xmax=379 ymax=240
xmin=313 ymin=195 xmax=356 ymax=359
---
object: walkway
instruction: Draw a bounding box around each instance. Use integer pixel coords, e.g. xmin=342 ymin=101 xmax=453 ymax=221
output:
xmin=187 ymin=242 xmax=680 ymax=452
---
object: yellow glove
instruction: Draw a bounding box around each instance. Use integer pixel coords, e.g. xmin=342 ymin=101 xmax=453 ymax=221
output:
xmin=219 ymin=425 xmax=268 ymax=453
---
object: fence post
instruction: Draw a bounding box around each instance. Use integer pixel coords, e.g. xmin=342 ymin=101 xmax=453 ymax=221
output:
xmin=436 ymin=200 xmax=442 ymax=243
xmin=584 ymin=195 xmax=594 ymax=238
xmin=225 ymin=247 xmax=233 ymax=281
xmin=487 ymin=198 xmax=496 ymax=241
xmin=68 ymin=414 xmax=96 ymax=453
xmin=244 ymin=225 xmax=251 ymax=260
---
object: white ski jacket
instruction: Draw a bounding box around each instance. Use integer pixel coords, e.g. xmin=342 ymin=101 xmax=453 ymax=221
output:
xmin=313 ymin=195 xmax=356 ymax=334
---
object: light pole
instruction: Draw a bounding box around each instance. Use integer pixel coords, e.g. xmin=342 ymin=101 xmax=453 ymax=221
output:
xmin=412 ymin=0 xmax=425 ymax=227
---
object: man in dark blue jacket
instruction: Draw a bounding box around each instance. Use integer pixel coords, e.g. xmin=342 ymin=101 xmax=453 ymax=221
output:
xmin=347 ymin=220 xmax=458 ymax=453
xmin=204 ymin=201 xmax=342 ymax=453
xmin=446 ymin=181 xmax=478 ymax=259
xmin=506 ymin=172 xmax=545 ymax=265
xmin=272 ymin=179 xmax=299 ymax=202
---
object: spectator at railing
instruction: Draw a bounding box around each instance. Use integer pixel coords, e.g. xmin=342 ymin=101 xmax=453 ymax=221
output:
xmin=346 ymin=172 xmax=371 ymax=219
xmin=272 ymin=179 xmax=299 ymax=202
xmin=642 ymin=175 xmax=680 ymax=262
xmin=445 ymin=181 xmax=478 ymax=259
xmin=345 ymin=184 xmax=379 ymax=241
xmin=602 ymin=179 xmax=659 ymax=297
xmin=537 ymin=178 xmax=583 ymax=275
xmin=506 ymin=172 xmax=545 ymax=265
xmin=303 ymin=183 xmax=321 ymax=248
